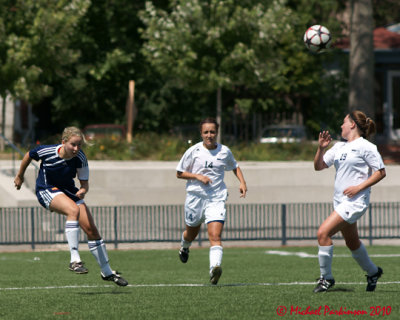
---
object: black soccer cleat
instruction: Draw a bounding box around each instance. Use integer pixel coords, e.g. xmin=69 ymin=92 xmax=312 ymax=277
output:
xmin=313 ymin=277 xmax=335 ymax=293
xmin=69 ymin=261 xmax=89 ymax=274
xmin=366 ymin=267 xmax=383 ymax=292
xmin=101 ymin=271 xmax=128 ymax=287
xmin=210 ymin=266 xmax=222 ymax=285
xmin=179 ymin=247 xmax=189 ymax=263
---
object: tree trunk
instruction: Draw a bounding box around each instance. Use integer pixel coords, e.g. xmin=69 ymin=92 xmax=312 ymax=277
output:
xmin=0 ymin=96 xmax=5 ymax=151
xmin=348 ymin=0 xmax=375 ymax=118
xmin=126 ymin=80 xmax=135 ymax=143
xmin=216 ymin=87 xmax=222 ymax=144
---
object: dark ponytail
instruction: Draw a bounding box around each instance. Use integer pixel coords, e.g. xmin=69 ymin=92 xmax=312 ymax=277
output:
xmin=349 ymin=110 xmax=376 ymax=138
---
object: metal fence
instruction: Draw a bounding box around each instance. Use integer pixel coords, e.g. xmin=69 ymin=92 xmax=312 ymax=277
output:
xmin=1 ymin=202 xmax=400 ymax=249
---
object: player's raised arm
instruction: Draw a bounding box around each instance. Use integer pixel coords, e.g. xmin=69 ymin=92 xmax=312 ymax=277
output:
xmin=314 ymin=131 xmax=331 ymax=171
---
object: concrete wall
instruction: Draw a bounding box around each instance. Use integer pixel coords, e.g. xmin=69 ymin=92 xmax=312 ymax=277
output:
xmin=1 ymin=160 xmax=399 ymax=207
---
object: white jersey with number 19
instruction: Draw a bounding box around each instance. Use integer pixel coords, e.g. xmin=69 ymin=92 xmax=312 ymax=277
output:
xmin=176 ymin=142 xmax=238 ymax=200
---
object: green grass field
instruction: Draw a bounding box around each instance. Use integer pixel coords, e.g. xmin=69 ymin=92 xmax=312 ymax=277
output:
xmin=1 ymin=245 xmax=399 ymax=319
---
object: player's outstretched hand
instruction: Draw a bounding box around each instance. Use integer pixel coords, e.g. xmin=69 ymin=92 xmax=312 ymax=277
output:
xmin=318 ymin=131 xmax=332 ymax=149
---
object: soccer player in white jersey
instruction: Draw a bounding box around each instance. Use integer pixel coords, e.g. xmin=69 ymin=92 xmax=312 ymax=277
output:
xmin=176 ymin=117 xmax=247 ymax=285
xmin=14 ymin=127 xmax=128 ymax=286
xmin=313 ymin=110 xmax=386 ymax=293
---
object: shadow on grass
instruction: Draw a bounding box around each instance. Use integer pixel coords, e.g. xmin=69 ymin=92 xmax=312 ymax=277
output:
xmin=329 ymin=287 xmax=354 ymax=292
xmin=77 ymin=289 xmax=132 ymax=295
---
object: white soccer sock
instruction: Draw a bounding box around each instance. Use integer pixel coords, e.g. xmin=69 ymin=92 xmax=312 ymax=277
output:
xmin=318 ymin=245 xmax=334 ymax=280
xmin=181 ymin=232 xmax=191 ymax=249
xmin=65 ymin=221 xmax=81 ymax=263
xmin=351 ymin=242 xmax=378 ymax=276
xmin=88 ymin=239 xmax=113 ymax=276
xmin=209 ymin=245 xmax=223 ymax=272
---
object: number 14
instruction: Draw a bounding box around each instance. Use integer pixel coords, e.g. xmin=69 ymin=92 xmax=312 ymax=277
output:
xmin=205 ymin=161 xmax=213 ymax=168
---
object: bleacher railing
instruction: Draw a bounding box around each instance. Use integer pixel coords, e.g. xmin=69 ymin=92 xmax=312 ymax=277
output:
xmin=1 ymin=202 xmax=399 ymax=249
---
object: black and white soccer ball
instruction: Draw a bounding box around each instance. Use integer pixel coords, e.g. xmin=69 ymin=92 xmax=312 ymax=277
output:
xmin=303 ymin=25 xmax=332 ymax=53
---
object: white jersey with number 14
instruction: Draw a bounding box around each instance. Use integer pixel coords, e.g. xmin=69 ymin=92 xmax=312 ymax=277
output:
xmin=176 ymin=142 xmax=238 ymax=200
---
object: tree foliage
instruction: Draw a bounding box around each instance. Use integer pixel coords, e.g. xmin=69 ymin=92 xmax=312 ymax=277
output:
xmin=0 ymin=0 xmax=351 ymax=141
xmin=0 ymin=0 xmax=90 ymax=102
xmin=140 ymin=0 xmax=298 ymax=92
xmin=140 ymin=0 xmax=347 ymax=138
xmin=372 ymin=0 xmax=400 ymax=28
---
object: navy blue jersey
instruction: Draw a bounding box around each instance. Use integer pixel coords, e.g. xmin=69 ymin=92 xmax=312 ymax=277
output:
xmin=29 ymin=144 xmax=89 ymax=193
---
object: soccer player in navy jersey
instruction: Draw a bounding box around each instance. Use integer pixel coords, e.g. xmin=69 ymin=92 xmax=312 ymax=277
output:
xmin=14 ymin=127 xmax=128 ymax=286
xmin=176 ymin=118 xmax=247 ymax=285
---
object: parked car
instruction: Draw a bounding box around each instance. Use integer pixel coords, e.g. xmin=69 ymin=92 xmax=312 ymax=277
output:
xmin=259 ymin=125 xmax=306 ymax=143
xmin=83 ymin=124 xmax=126 ymax=141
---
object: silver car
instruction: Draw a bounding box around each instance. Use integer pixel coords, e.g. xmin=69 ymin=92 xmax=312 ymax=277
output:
xmin=260 ymin=125 xmax=306 ymax=143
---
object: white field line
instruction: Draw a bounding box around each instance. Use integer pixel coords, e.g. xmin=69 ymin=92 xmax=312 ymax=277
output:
xmin=1 ymin=250 xmax=399 ymax=291
xmin=265 ymin=250 xmax=400 ymax=258
xmin=1 ymin=281 xmax=400 ymax=291
xmin=0 ymin=256 xmax=40 ymax=262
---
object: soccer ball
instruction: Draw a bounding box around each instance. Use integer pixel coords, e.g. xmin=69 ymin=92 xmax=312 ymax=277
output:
xmin=303 ymin=25 xmax=331 ymax=53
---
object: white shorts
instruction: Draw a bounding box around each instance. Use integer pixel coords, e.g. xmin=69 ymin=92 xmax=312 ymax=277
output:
xmin=184 ymin=193 xmax=226 ymax=227
xmin=334 ymin=199 xmax=368 ymax=224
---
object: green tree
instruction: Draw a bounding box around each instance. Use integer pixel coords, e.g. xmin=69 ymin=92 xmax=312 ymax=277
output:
xmin=47 ymin=0 xmax=135 ymax=130
xmin=372 ymin=0 xmax=400 ymax=27
xmin=140 ymin=0 xmax=302 ymax=140
xmin=139 ymin=0 xmax=347 ymax=141
xmin=0 ymin=0 xmax=349 ymax=143
xmin=0 ymin=0 xmax=90 ymax=144
xmin=41 ymin=0 xmax=171 ymax=134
